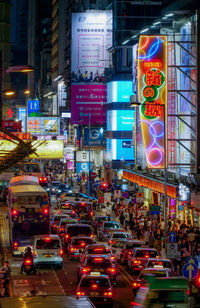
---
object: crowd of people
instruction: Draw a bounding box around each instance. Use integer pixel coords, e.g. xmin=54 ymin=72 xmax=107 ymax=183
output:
xmin=71 ymin=70 xmax=104 ymax=83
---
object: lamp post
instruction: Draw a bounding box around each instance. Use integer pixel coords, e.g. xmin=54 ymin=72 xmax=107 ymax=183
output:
xmin=80 ymin=112 xmax=92 ymax=196
xmin=131 ymin=101 xmax=168 ymax=232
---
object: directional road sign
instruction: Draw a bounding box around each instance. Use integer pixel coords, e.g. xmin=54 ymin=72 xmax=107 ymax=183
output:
xmin=183 ymin=263 xmax=198 ymax=280
xmin=169 ymin=232 xmax=176 ymax=243
xmin=166 ymin=243 xmax=178 ymax=259
xmin=122 ymin=192 xmax=129 ymax=199
xmin=185 ymin=257 xmax=198 ymax=267
xmin=27 ymin=99 xmax=40 ymax=116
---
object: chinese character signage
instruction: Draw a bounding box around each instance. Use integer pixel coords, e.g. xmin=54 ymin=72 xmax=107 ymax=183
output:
xmin=71 ymin=84 xmax=106 ymax=125
xmin=71 ymin=12 xmax=112 ymax=77
xmin=138 ymin=35 xmax=167 ymax=168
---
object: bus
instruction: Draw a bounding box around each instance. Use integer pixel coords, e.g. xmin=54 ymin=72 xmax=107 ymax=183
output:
xmin=8 ymin=175 xmax=50 ymax=255
xmin=0 ymin=162 xmax=42 ymax=184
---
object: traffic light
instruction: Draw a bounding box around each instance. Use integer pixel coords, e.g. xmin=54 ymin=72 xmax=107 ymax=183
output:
xmin=101 ymin=182 xmax=108 ymax=191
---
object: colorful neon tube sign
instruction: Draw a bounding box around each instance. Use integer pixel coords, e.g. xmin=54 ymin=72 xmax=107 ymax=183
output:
xmin=138 ymin=35 xmax=167 ymax=168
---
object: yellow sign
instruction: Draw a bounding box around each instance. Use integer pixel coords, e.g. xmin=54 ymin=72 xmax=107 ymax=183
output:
xmin=0 ymin=140 xmax=64 ymax=159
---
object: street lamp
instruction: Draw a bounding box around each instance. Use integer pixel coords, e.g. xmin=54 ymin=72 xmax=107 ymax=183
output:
xmin=131 ymin=101 xmax=168 ymax=232
xmin=80 ymin=112 xmax=92 ymax=196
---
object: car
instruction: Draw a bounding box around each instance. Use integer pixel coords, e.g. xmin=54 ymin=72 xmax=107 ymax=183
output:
xmin=51 ymin=214 xmax=68 ymax=233
xmin=33 ymin=234 xmax=63 ymax=268
xmin=67 ymin=236 xmax=95 ymax=259
xmin=132 ymin=267 xmax=172 ymax=295
xmin=63 ymin=224 xmax=93 ymax=248
xmin=60 ymin=201 xmax=75 ymax=210
xmin=80 ymin=244 xmax=116 ymax=265
xmin=130 ymin=277 xmax=188 ymax=307
xmin=127 ymin=248 xmax=158 ymax=274
xmin=74 ymin=203 xmax=94 ymax=221
xmin=76 ymin=273 xmax=114 ymax=306
xmin=57 ymin=209 xmax=79 ymax=219
xmin=57 ymin=217 xmax=79 ymax=236
xmin=145 ymin=258 xmax=171 ymax=271
xmin=77 ymin=255 xmax=117 ymax=284
xmin=92 ymin=216 xmax=114 ymax=235
xmin=99 ymin=221 xmax=123 ymax=241
xmin=108 ymin=232 xmax=132 ymax=244
xmin=59 ymin=192 xmax=89 ymax=202
xmin=111 ymin=239 xmax=145 ymax=264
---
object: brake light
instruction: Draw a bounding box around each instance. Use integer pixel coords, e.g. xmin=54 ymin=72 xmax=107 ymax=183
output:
xmin=133 ymin=260 xmax=141 ymax=265
xmin=110 ymin=256 xmax=116 ymax=261
xmin=45 ymin=237 xmax=51 ymax=241
xmin=92 ymin=284 xmax=98 ymax=289
xmin=144 ymin=254 xmax=150 ymax=258
xmin=59 ymin=249 xmax=63 ymax=255
xmin=81 ymin=202 xmax=85 ymax=206
xmin=39 ymin=177 xmax=42 ymax=181
xmin=109 ymin=240 xmax=116 ymax=245
xmin=72 ymin=211 xmax=75 ymax=215
xmin=90 ymin=211 xmax=94 ymax=216
xmin=80 ymin=242 xmax=85 ymax=247
xmin=25 ymin=259 xmax=32 ymax=265
xmin=104 ymin=291 xmax=112 ymax=297
xmin=77 ymin=291 xmax=85 ymax=296
xmin=33 ymin=251 xmax=37 ymax=257
xmin=43 ymin=208 xmax=49 ymax=215
xmin=107 ymin=267 xmax=116 ymax=273
xmin=65 ymin=234 xmax=69 ymax=240
xmin=13 ymin=242 xmax=18 ymax=250
xmin=128 ymin=251 xmax=133 ymax=255
xmin=43 ymin=177 xmax=47 ymax=181
xmin=12 ymin=209 xmax=18 ymax=216
xmin=65 ymin=203 xmax=69 ymax=206
xmin=59 ymin=227 xmax=64 ymax=231
xmin=94 ymin=257 xmax=103 ymax=262
xmin=82 ymin=267 xmax=90 ymax=273
xmin=71 ymin=248 xmax=77 ymax=252
xmin=94 ymin=248 xmax=103 ymax=252
xmin=90 ymin=234 xmax=94 ymax=238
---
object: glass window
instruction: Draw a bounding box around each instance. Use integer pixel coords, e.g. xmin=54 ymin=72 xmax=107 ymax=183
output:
xmin=36 ymin=239 xmax=60 ymax=249
xmin=80 ymin=278 xmax=110 ymax=288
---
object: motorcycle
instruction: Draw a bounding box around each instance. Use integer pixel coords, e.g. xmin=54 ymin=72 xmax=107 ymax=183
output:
xmin=22 ymin=258 xmax=36 ymax=275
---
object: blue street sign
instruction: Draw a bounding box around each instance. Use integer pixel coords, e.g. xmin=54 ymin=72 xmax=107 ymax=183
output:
xmin=169 ymin=232 xmax=176 ymax=243
xmin=185 ymin=257 xmax=198 ymax=267
xmin=122 ymin=192 xmax=128 ymax=198
xmin=27 ymin=99 xmax=40 ymax=116
xmin=183 ymin=263 xmax=198 ymax=280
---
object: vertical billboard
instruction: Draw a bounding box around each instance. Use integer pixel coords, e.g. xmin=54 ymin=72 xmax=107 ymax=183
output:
xmin=71 ymin=12 xmax=112 ymax=125
xmin=138 ymin=35 xmax=167 ymax=169
xmin=71 ymin=12 xmax=112 ymax=76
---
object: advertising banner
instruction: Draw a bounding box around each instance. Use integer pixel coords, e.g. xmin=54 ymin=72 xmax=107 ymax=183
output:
xmin=71 ymin=84 xmax=107 ymax=125
xmin=138 ymin=35 xmax=167 ymax=169
xmin=107 ymin=81 xmax=134 ymax=103
xmin=0 ymin=140 xmax=63 ymax=159
xmin=18 ymin=107 xmax=26 ymax=132
xmin=27 ymin=117 xmax=60 ymax=135
xmin=76 ymin=162 xmax=92 ymax=173
xmin=107 ymin=110 xmax=134 ymax=131
xmin=2 ymin=120 xmax=21 ymax=132
xmin=71 ymin=12 xmax=112 ymax=77
xmin=83 ymin=127 xmax=106 ymax=146
xmin=76 ymin=150 xmax=94 ymax=162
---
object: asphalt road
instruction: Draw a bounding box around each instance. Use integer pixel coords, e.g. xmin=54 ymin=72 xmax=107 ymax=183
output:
xmin=0 ymin=207 xmax=133 ymax=308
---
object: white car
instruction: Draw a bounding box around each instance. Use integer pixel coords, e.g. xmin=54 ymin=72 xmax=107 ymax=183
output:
xmin=33 ymin=234 xmax=63 ymax=268
xmin=108 ymin=232 xmax=132 ymax=244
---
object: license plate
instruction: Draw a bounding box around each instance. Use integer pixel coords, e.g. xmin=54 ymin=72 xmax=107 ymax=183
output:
xmin=45 ymin=254 xmax=52 ymax=258
xmin=90 ymin=292 xmax=99 ymax=297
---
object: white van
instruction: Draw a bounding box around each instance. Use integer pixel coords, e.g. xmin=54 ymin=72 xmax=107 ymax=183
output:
xmin=33 ymin=234 xmax=63 ymax=268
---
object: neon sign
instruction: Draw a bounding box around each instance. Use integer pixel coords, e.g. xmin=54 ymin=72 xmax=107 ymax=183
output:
xmin=138 ymin=35 xmax=167 ymax=168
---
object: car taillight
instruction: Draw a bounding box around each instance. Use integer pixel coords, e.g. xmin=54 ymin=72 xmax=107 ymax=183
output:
xmin=110 ymin=256 xmax=116 ymax=261
xmin=104 ymin=291 xmax=112 ymax=297
xmin=90 ymin=211 xmax=94 ymax=216
xmin=43 ymin=208 xmax=49 ymax=215
xmin=65 ymin=234 xmax=69 ymax=239
xmin=12 ymin=209 xmax=18 ymax=216
xmin=94 ymin=248 xmax=103 ymax=252
xmin=109 ymin=240 xmax=116 ymax=245
xmin=53 ymin=224 xmax=57 ymax=228
xmin=39 ymin=177 xmax=42 ymax=181
xmin=72 ymin=211 xmax=75 ymax=215
xmin=43 ymin=177 xmax=47 ymax=181
xmin=94 ymin=257 xmax=103 ymax=262
xmin=80 ymin=243 xmax=85 ymax=247
xmin=144 ymin=254 xmax=149 ymax=258
xmin=59 ymin=249 xmax=63 ymax=255
xmin=13 ymin=242 xmax=18 ymax=250
xmin=128 ymin=251 xmax=133 ymax=255
xmin=107 ymin=268 xmax=116 ymax=273
xmin=82 ymin=267 xmax=90 ymax=273
xmin=81 ymin=203 xmax=85 ymax=206
xmin=25 ymin=259 xmax=32 ymax=265
xmin=133 ymin=260 xmax=141 ymax=265
xmin=45 ymin=237 xmax=51 ymax=242
xmin=133 ymin=282 xmax=141 ymax=288
xmin=33 ymin=251 xmax=37 ymax=257
xmin=90 ymin=234 xmax=94 ymax=238
xmin=71 ymin=248 xmax=77 ymax=252
xmin=92 ymin=284 xmax=98 ymax=289
xmin=77 ymin=291 xmax=85 ymax=296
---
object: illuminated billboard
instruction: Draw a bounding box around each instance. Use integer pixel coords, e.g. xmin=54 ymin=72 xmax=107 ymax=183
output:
xmin=107 ymin=110 xmax=134 ymax=131
xmin=107 ymin=81 xmax=134 ymax=103
xmin=27 ymin=117 xmax=60 ymax=135
xmin=138 ymin=35 xmax=167 ymax=168
xmin=0 ymin=140 xmax=64 ymax=159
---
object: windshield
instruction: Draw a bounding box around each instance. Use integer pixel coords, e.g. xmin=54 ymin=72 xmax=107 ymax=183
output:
xmin=72 ymin=238 xmax=93 ymax=245
xmin=67 ymin=226 xmax=91 ymax=236
xmin=104 ymin=222 xmax=121 ymax=229
xmin=36 ymin=239 xmax=60 ymax=249
xmin=86 ymin=258 xmax=111 ymax=268
xmin=80 ymin=278 xmax=110 ymax=288
xmin=113 ymin=233 xmax=126 ymax=239
xmin=135 ymin=250 xmax=158 ymax=258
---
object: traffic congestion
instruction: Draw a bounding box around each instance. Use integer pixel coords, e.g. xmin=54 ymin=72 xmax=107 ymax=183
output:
xmin=0 ymin=166 xmax=199 ymax=308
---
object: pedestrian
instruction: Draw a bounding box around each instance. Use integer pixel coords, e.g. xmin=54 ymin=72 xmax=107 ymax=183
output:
xmin=155 ymin=235 xmax=162 ymax=255
xmin=149 ymin=232 xmax=155 ymax=248
xmin=144 ymin=227 xmax=150 ymax=245
xmin=0 ymin=260 xmax=11 ymax=296
xmin=119 ymin=208 xmax=125 ymax=227
xmin=124 ymin=209 xmax=129 ymax=231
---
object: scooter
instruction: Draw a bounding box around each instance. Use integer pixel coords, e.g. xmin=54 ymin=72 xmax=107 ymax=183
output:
xmin=22 ymin=258 xmax=36 ymax=275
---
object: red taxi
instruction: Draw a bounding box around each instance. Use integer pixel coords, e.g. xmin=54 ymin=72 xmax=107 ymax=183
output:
xmin=127 ymin=248 xmax=158 ymax=274
xmin=67 ymin=236 xmax=95 ymax=259
xmin=80 ymin=244 xmax=116 ymax=264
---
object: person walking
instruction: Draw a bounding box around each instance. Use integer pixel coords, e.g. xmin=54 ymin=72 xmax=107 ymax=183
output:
xmin=0 ymin=261 xmax=11 ymax=296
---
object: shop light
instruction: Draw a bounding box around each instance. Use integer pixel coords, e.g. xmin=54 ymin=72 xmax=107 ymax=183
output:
xmin=131 ymin=34 xmax=138 ymax=39
xmin=165 ymin=13 xmax=174 ymax=17
xmin=140 ymin=28 xmax=149 ymax=33
xmin=122 ymin=39 xmax=130 ymax=45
